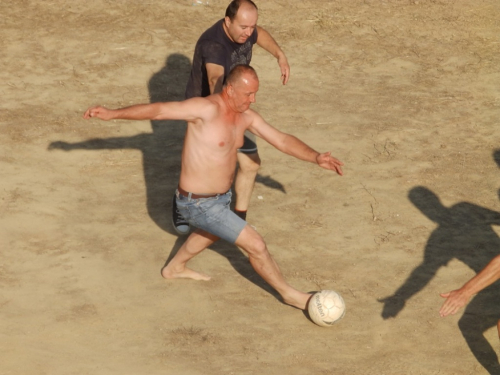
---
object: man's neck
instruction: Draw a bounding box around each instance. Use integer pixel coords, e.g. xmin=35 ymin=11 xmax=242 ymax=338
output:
xmin=222 ymin=20 xmax=237 ymax=44
xmin=220 ymin=90 xmax=238 ymax=114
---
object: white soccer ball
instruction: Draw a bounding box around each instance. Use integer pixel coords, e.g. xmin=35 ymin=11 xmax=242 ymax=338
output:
xmin=308 ymin=290 xmax=346 ymax=327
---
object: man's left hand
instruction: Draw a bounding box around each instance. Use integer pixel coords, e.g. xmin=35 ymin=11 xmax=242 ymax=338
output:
xmin=278 ymin=55 xmax=290 ymax=85
xmin=316 ymin=152 xmax=344 ymax=175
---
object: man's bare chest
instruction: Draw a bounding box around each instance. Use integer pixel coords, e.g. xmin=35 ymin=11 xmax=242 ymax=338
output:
xmin=203 ymin=120 xmax=247 ymax=152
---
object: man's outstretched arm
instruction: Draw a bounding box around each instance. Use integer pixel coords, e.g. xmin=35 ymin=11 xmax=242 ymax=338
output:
xmin=277 ymin=134 xmax=343 ymax=175
xmin=83 ymin=103 xmax=165 ymax=121
xmin=439 ymin=255 xmax=500 ymax=317
xmin=256 ymin=26 xmax=290 ymax=85
xmin=248 ymin=112 xmax=343 ymax=175
xmin=83 ymin=98 xmax=212 ymax=122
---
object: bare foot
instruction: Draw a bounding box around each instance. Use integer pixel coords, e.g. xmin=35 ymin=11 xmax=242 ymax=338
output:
xmin=283 ymin=291 xmax=313 ymax=310
xmin=161 ymin=265 xmax=211 ymax=281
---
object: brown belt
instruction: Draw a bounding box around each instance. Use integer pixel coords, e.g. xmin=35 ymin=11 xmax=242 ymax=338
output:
xmin=177 ymin=186 xmax=220 ymax=199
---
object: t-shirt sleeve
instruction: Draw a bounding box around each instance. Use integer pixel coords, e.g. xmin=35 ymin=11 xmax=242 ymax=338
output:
xmin=200 ymin=40 xmax=227 ymax=67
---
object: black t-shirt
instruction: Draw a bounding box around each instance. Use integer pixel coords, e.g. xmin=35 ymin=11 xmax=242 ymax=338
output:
xmin=185 ymin=19 xmax=258 ymax=99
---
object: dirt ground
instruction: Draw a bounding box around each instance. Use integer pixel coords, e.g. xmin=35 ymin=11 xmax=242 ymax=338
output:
xmin=2 ymin=0 xmax=500 ymax=374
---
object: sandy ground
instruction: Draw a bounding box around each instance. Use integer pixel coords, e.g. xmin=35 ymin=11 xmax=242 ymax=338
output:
xmin=2 ymin=0 xmax=500 ymax=374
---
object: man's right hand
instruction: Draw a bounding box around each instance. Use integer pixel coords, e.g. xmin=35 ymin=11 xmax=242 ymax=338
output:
xmin=83 ymin=106 xmax=114 ymax=120
xmin=277 ymin=54 xmax=290 ymax=85
xmin=439 ymin=289 xmax=470 ymax=317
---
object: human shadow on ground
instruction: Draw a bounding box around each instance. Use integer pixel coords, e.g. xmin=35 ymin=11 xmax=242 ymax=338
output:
xmin=379 ymin=150 xmax=500 ymax=374
xmin=48 ymin=53 xmax=283 ymax=301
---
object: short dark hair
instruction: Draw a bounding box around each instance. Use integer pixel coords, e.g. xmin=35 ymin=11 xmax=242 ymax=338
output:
xmin=225 ymin=0 xmax=258 ymax=21
xmin=225 ymin=64 xmax=258 ymax=86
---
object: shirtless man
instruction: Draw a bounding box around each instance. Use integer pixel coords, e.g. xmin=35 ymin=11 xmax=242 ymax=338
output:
xmin=83 ymin=65 xmax=343 ymax=310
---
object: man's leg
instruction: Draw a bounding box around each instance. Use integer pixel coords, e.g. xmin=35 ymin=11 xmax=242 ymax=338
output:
xmin=172 ymin=194 xmax=190 ymax=235
xmin=235 ymin=151 xmax=261 ymax=219
xmin=235 ymin=225 xmax=311 ymax=310
xmin=162 ymin=229 xmax=219 ymax=281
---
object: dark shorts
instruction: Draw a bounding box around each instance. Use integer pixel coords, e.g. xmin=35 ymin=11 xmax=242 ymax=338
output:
xmin=175 ymin=189 xmax=247 ymax=244
xmin=238 ymin=132 xmax=258 ymax=154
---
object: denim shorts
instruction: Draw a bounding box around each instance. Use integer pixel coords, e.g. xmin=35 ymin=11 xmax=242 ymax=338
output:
xmin=175 ymin=189 xmax=247 ymax=244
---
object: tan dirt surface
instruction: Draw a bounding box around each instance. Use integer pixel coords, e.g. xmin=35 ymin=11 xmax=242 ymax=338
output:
xmin=2 ymin=0 xmax=500 ymax=374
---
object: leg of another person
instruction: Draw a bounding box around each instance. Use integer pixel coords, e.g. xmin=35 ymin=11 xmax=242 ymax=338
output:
xmin=235 ymin=151 xmax=261 ymax=217
xmin=235 ymin=225 xmax=311 ymax=310
xmin=162 ymin=229 xmax=219 ymax=281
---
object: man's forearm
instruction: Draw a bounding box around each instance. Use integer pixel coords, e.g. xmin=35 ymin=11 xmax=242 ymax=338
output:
xmin=280 ymin=134 xmax=320 ymax=164
xmin=108 ymin=103 xmax=164 ymax=121
xmin=460 ymin=255 xmax=500 ymax=296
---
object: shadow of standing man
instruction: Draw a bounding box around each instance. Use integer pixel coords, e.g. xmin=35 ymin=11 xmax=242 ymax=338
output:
xmin=379 ymin=150 xmax=500 ymax=374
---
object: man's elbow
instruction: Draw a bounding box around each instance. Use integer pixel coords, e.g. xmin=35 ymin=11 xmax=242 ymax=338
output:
xmin=277 ymin=139 xmax=293 ymax=155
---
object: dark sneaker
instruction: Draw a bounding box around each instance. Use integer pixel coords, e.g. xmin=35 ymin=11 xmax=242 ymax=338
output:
xmin=172 ymin=195 xmax=190 ymax=235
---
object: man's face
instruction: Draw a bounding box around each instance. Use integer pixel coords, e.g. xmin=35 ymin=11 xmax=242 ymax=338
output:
xmin=224 ymin=5 xmax=258 ymax=44
xmin=229 ymin=73 xmax=259 ymax=112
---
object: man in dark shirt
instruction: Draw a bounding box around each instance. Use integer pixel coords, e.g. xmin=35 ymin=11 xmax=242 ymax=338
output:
xmin=173 ymin=0 xmax=290 ymax=234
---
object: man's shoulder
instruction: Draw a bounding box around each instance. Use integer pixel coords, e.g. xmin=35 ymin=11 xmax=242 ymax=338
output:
xmin=198 ymin=19 xmax=225 ymax=43
xmin=186 ymin=95 xmax=221 ymax=116
xmin=195 ymin=20 xmax=228 ymax=60
xmin=185 ymin=95 xmax=217 ymax=107
xmin=240 ymin=108 xmax=262 ymax=126
xmin=244 ymin=108 xmax=260 ymax=119
xmin=205 ymin=94 xmax=225 ymax=111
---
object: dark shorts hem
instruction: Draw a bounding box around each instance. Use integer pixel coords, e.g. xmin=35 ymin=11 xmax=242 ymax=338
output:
xmin=238 ymin=135 xmax=258 ymax=154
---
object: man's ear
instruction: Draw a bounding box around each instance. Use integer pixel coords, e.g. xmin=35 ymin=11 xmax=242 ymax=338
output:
xmin=226 ymin=84 xmax=234 ymax=97
xmin=224 ymin=16 xmax=231 ymax=28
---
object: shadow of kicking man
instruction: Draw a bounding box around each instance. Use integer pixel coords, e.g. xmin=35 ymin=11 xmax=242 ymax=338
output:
xmin=49 ymin=53 xmax=191 ymax=235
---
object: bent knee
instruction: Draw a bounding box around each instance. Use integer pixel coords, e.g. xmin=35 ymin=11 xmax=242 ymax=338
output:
xmin=238 ymin=153 xmax=261 ymax=172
